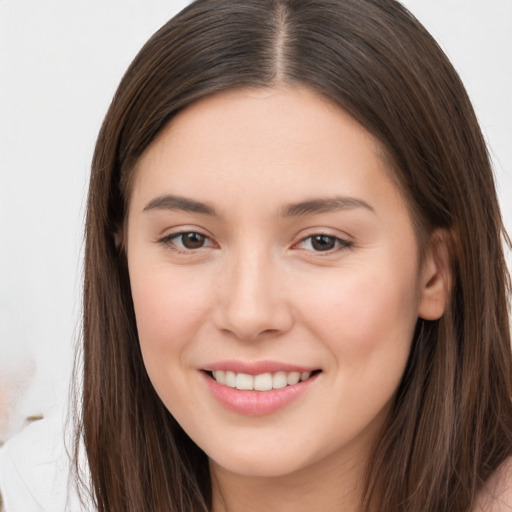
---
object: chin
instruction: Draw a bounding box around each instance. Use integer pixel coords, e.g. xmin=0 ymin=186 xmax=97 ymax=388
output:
xmin=204 ymin=434 xmax=327 ymax=479
xmin=211 ymin=453 xmax=306 ymax=479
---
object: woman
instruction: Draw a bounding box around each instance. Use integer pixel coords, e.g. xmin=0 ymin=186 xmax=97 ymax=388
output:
xmin=77 ymin=0 xmax=512 ymax=511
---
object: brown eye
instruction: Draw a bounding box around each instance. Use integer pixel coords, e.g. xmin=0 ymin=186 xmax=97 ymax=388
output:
xmin=310 ymin=235 xmax=337 ymax=251
xmin=160 ymin=231 xmax=215 ymax=252
xmin=294 ymin=233 xmax=353 ymax=253
xmin=180 ymin=232 xmax=207 ymax=249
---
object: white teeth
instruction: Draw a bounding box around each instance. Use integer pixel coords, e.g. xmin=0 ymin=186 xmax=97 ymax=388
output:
xmin=213 ymin=370 xmax=226 ymax=385
xmin=225 ymin=371 xmax=236 ymax=388
xmin=272 ymin=371 xmax=288 ymax=389
xmin=287 ymin=372 xmax=300 ymax=385
xmin=254 ymin=373 xmax=273 ymax=391
xmin=211 ymin=370 xmax=316 ymax=390
xmin=235 ymin=373 xmax=254 ymax=390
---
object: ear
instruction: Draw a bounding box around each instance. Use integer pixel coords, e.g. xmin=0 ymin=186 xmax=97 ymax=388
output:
xmin=418 ymin=228 xmax=452 ymax=321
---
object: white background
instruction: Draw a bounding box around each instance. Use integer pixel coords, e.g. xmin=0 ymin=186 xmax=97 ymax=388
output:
xmin=0 ymin=0 xmax=511 ymax=443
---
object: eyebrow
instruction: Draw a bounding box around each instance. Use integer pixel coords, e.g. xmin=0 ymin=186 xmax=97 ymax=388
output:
xmin=143 ymin=195 xmax=218 ymax=215
xmin=281 ymin=196 xmax=375 ymax=216
xmin=142 ymin=194 xmax=374 ymax=217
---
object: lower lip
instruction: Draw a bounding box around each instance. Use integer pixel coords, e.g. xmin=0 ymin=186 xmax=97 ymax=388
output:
xmin=202 ymin=372 xmax=319 ymax=416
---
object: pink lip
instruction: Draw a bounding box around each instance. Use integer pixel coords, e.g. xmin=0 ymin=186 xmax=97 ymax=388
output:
xmin=203 ymin=360 xmax=319 ymax=375
xmin=201 ymin=370 xmax=320 ymax=416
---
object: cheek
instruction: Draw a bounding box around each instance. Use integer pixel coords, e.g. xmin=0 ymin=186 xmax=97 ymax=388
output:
xmin=298 ymin=262 xmax=420 ymax=365
xmin=129 ymin=263 xmax=213 ymax=366
xmin=296 ymin=265 xmax=420 ymax=437
xmin=129 ymin=263 xmax=217 ymax=419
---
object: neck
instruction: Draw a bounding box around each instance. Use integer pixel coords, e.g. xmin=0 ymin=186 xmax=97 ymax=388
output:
xmin=210 ymin=447 xmax=370 ymax=512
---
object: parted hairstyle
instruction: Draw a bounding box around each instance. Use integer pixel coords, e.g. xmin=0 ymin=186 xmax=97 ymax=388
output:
xmin=76 ymin=0 xmax=512 ymax=510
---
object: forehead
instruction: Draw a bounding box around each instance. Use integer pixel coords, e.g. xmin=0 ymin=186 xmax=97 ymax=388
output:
xmin=128 ymin=86 xmax=407 ymax=221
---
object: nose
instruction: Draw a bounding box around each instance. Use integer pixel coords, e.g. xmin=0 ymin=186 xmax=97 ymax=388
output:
xmin=213 ymin=247 xmax=294 ymax=341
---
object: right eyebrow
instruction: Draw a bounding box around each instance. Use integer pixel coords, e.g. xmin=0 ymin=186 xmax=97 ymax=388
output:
xmin=280 ymin=196 xmax=375 ymax=217
xmin=143 ymin=194 xmax=218 ymax=216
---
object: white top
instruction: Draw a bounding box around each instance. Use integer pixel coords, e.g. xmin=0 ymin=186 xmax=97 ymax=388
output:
xmin=0 ymin=407 xmax=92 ymax=512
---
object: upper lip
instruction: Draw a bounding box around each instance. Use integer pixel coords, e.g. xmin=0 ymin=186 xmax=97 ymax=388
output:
xmin=202 ymin=360 xmax=320 ymax=375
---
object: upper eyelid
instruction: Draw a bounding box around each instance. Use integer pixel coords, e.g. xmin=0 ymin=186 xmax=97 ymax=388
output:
xmin=161 ymin=231 xmax=214 ymax=243
xmin=293 ymin=228 xmax=353 ymax=243
xmin=158 ymin=225 xmax=213 ymax=240
xmin=294 ymin=234 xmax=352 ymax=246
xmin=157 ymin=228 xmax=352 ymax=249
xmin=291 ymin=233 xmax=354 ymax=255
xmin=157 ymin=230 xmax=219 ymax=255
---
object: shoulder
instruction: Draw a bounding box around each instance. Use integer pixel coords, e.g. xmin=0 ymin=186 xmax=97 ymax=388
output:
xmin=474 ymin=457 xmax=512 ymax=511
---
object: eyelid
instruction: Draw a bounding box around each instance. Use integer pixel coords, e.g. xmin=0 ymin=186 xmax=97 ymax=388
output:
xmin=292 ymin=230 xmax=354 ymax=254
xmin=157 ymin=228 xmax=218 ymax=253
xmin=155 ymin=227 xmax=353 ymax=255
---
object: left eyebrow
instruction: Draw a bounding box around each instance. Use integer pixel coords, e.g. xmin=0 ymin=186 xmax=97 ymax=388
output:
xmin=280 ymin=196 xmax=375 ymax=217
xmin=143 ymin=194 xmax=218 ymax=216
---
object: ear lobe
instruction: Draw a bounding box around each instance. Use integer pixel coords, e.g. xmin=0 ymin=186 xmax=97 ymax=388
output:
xmin=418 ymin=229 xmax=452 ymax=321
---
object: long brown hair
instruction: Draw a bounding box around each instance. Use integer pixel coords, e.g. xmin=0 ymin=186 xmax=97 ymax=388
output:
xmin=76 ymin=0 xmax=512 ymax=510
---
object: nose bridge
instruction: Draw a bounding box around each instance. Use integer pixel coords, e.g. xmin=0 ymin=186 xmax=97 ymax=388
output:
xmin=215 ymin=241 xmax=292 ymax=340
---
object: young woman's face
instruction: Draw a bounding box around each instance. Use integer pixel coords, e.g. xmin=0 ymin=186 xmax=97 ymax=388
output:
xmin=126 ymin=87 xmax=442 ymax=479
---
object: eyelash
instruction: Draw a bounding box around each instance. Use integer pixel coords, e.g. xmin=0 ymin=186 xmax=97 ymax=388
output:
xmin=159 ymin=231 xmax=216 ymax=253
xmin=293 ymin=233 xmax=353 ymax=253
xmin=158 ymin=231 xmax=353 ymax=255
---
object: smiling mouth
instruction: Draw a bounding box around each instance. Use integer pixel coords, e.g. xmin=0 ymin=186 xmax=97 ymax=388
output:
xmin=205 ymin=369 xmax=322 ymax=391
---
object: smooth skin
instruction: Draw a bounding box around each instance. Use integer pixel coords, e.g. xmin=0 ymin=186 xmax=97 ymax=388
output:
xmin=126 ymin=87 xmax=450 ymax=512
